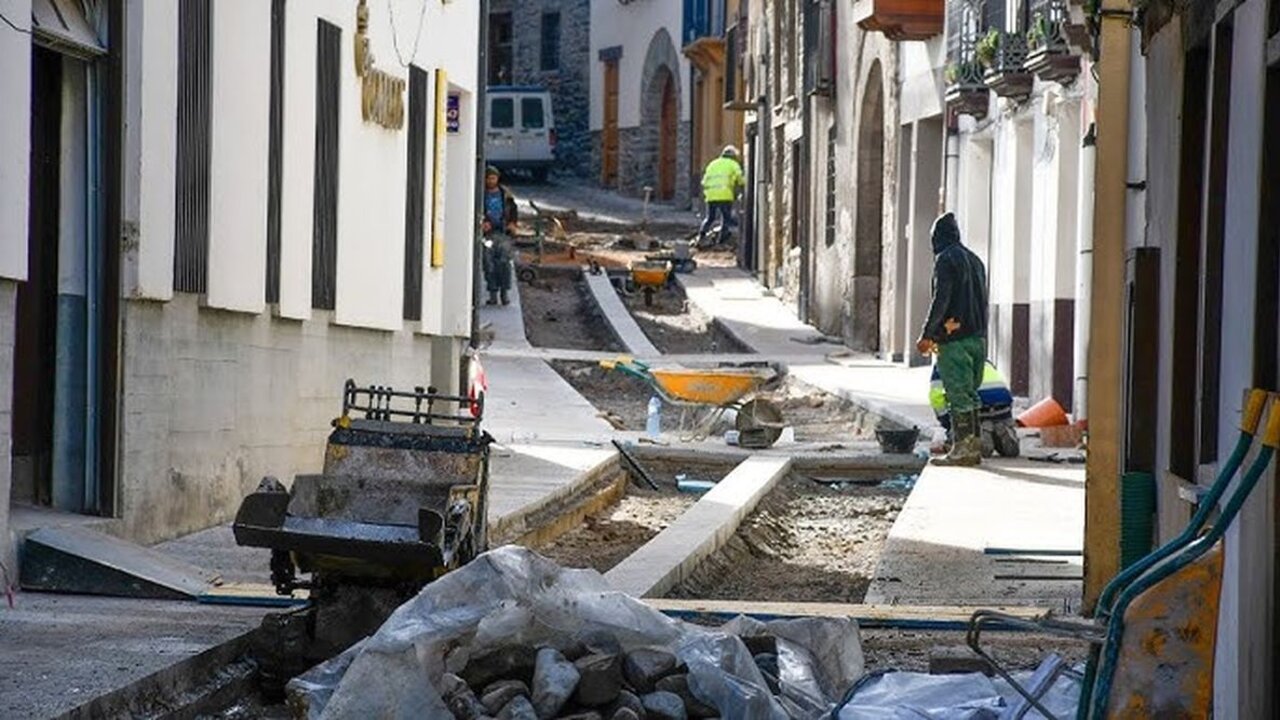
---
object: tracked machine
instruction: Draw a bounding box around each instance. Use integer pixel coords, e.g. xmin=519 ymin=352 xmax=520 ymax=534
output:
xmin=232 ymin=380 xmax=492 ymax=694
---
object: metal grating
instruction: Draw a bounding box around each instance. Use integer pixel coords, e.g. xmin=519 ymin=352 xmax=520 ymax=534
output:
xmin=173 ymin=0 xmax=211 ymax=294
xmin=266 ymin=0 xmax=285 ymax=304
xmin=311 ymin=20 xmax=340 ymax=311
xmin=403 ymin=66 xmax=428 ymax=322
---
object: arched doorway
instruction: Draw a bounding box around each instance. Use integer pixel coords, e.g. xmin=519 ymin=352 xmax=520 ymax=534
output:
xmin=852 ymin=62 xmax=885 ymax=352
xmin=658 ymin=70 xmax=677 ymax=200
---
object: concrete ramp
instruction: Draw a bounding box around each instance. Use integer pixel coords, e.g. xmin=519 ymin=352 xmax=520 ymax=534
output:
xmin=21 ymin=526 xmax=216 ymax=600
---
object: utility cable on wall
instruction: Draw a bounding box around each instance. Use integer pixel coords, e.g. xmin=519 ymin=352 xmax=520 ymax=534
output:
xmin=0 ymin=10 xmax=32 ymax=35
xmin=387 ymin=0 xmax=429 ymax=68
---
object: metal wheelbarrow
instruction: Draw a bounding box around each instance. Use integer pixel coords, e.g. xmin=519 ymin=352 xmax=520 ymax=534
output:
xmin=966 ymin=389 xmax=1280 ymax=718
xmin=601 ymin=356 xmax=786 ymax=447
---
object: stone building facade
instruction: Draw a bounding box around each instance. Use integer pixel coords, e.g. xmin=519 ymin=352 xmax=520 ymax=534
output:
xmin=741 ymin=0 xmax=901 ymax=353
xmin=488 ymin=0 xmax=592 ymax=177
xmin=590 ymin=5 xmax=694 ymax=207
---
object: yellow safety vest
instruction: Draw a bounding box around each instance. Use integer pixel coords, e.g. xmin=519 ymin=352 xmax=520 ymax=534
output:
xmin=701 ymin=157 xmax=744 ymax=203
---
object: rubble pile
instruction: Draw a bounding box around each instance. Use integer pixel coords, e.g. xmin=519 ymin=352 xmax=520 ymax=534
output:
xmin=289 ymin=547 xmax=863 ymax=720
xmin=437 ymin=641 xmax=732 ymax=719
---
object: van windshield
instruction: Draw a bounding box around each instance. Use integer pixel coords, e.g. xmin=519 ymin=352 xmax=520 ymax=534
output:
xmin=521 ymin=98 xmax=545 ymax=129
xmin=491 ymin=98 xmax=514 ymax=129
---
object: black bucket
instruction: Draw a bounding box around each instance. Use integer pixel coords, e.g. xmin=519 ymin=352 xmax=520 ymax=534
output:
xmin=875 ymin=427 xmax=920 ymax=454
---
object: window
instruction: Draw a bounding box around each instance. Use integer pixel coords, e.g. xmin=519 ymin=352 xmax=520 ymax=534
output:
xmin=403 ymin=67 xmax=428 ymax=321
xmin=266 ymin=0 xmax=285 ymax=303
xmin=488 ymin=12 xmax=513 ymax=84
xmin=174 ymin=0 xmax=212 ymax=293
xmin=541 ymin=12 xmax=561 ymax=71
xmin=491 ymin=97 xmax=514 ymax=129
xmin=521 ymin=98 xmax=545 ymax=129
xmin=312 ymin=20 xmax=341 ymax=311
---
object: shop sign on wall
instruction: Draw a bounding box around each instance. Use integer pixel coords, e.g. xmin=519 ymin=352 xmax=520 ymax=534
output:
xmin=354 ymin=0 xmax=405 ymax=130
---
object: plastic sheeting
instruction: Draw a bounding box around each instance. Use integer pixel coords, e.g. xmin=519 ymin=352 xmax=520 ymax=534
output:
xmin=837 ymin=668 xmax=1081 ymax=720
xmin=288 ymin=546 xmax=863 ymax=720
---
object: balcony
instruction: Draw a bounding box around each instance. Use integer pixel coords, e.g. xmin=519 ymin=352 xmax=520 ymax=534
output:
xmin=944 ymin=60 xmax=989 ymax=120
xmin=853 ymin=0 xmax=944 ymax=41
xmin=1023 ymin=0 xmax=1084 ymax=83
xmin=978 ymin=30 xmax=1033 ymax=100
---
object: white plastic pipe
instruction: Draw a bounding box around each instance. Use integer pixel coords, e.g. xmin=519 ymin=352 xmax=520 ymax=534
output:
xmin=1073 ymin=123 xmax=1096 ymax=421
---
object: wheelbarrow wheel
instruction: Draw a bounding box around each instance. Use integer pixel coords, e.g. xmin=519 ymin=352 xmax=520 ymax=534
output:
xmin=736 ymin=397 xmax=784 ymax=448
xmin=644 ymin=287 xmax=655 ymax=307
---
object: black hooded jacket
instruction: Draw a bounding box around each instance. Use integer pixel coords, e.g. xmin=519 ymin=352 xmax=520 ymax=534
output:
xmin=921 ymin=213 xmax=988 ymax=344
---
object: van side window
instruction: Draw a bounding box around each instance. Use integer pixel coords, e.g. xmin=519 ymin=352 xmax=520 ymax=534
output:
xmin=521 ymin=98 xmax=545 ymax=129
xmin=491 ymin=98 xmax=514 ymax=129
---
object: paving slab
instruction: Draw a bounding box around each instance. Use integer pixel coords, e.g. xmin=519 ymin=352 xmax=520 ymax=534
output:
xmin=487 ymin=443 xmax=619 ymax=537
xmin=865 ymin=458 xmax=1085 ymax=611
xmin=605 ymin=455 xmax=792 ymax=597
xmin=583 ymin=270 xmax=661 ymax=356
xmin=0 ymin=592 xmax=266 ymax=720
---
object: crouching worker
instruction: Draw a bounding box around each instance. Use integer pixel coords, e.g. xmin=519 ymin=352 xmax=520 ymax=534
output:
xmin=480 ymin=166 xmax=519 ymax=306
xmin=929 ymin=361 xmax=1020 ymax=458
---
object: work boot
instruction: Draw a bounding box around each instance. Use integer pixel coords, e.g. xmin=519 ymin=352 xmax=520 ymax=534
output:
xmin=486 ymin=291 xmax=498 ymax=306
xmin=500 ymin=289 xmax=510 ymax=306
xmin=932 ymin=410 xmax=981 ymax=467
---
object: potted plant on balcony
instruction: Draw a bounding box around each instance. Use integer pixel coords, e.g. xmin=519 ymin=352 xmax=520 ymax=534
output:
xmin=944 ymin=60 xmax=989 ymax=120
xmin=1024 ymin=7 xmax=1081 ymax=83
xmin=982 ymin=30 xmax=1034 ymax=100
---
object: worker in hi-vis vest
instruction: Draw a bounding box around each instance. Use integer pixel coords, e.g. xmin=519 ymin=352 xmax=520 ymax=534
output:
xmin=697 ymin=146 xmax=745 ymax=248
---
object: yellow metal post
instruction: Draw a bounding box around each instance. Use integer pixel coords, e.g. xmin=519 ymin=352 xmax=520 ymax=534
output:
xmin=1083 ymin=6 xmax=1133 ymax=612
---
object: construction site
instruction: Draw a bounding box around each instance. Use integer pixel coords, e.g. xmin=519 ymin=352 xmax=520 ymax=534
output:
xmin=1 ymin=185 xmax=1101 ymax=719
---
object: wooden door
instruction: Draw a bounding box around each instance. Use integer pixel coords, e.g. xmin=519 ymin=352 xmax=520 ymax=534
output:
xmin=658 ymin=73 xmax=676 ymax=200
xmin=602 ymin=60 xmax=619 ymax=186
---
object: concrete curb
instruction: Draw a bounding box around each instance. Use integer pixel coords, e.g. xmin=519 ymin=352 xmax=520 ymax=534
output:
xmin=488 ymin=452 xmax=623 ymax=545
xmin=583 ymin=270 xmax=661 ymax=356
xmin=624 ymin=442 xmax=925 ymax=473
xmin=604 ymin=455 xmax=792 ymax=597
xmin=52 ymin=629 xmax=256 ymax=720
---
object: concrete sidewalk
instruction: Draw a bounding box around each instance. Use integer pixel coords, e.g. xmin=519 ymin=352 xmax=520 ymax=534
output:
xmin=677 ymin=267 xmax=936 ymax=431
xmin=866 ymin=458 xmax=1084 ymax=610
xmin=478 ymin=278 xmax=615 ymax=444
xmin=678 ymin=266 xmax=1085 ymax=610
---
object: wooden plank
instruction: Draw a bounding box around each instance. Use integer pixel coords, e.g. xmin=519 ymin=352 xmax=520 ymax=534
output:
xmin=198 ymin=583 xmax=309 ymax=608
xmin=643 ymin=598 xmax=1050 ymax=630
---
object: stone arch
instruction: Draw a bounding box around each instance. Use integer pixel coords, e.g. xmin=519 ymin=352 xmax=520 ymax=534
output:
xmin=851 ymin=59 xmax=885 ymax=352
xmin=637 ymin=29 xmax=683 ymax=200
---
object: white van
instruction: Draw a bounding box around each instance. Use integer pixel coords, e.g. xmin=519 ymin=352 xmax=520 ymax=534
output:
xmin=485 ymin=86 xmax=557 ymax=180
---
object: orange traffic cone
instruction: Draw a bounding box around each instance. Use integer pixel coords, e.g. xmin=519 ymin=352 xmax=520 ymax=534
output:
xmin=1017 ymin=397 xmax=1070 ymax=428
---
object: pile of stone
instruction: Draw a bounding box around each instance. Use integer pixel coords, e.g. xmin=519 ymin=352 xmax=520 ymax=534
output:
xmin=439 ymin=633 xmax=786 ymax=720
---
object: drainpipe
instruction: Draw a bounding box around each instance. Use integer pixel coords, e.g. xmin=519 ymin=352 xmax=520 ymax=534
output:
xmin=1083 ymin=4 xmax=1133 ymax=613
xmin=470 ymin=0 xmax=489 ymax=354
xmin=1073 ymin=123 xmax=1096 ymax=423
xmin=943 ymin=125 xmax=960 ymax=213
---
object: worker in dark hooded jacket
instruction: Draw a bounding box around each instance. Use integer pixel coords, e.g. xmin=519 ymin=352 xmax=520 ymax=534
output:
xmin=917 ymin=212 xmax=989 ymax=466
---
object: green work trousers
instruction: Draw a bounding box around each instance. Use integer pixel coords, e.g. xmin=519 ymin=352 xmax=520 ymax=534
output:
xmin=937 ymin=336 xmax=986 ymax=414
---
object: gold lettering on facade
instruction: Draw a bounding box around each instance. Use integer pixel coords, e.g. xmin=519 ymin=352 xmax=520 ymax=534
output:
xmin=353 ymin=0 xmax=405 ymax=131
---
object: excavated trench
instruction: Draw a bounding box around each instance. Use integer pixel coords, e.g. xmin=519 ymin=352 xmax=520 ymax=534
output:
xmin=533 ymin=458 xmax=737 ymax=574
xmin=665 ymin=473 xmax=912 ymax=605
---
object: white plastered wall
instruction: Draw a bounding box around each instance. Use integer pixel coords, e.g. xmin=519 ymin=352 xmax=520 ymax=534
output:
xmin=589 ymin=0 xmax=691 ymax=131
xmin=206 ymin=0 xmax=271 ymax=313
xmin=126 ymin=0 xmax=178 ymax=300
xmin=0 ymin=0 xmax=31 ymax=281
xmin=1212 ymin=0 xmax=1272 ymax=714
xmin=265 ymin=0 xmax=479 ymax=332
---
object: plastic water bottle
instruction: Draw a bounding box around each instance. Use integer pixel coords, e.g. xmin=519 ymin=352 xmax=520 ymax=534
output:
xmin=646 ymin=396 xmax=662 ymax=438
